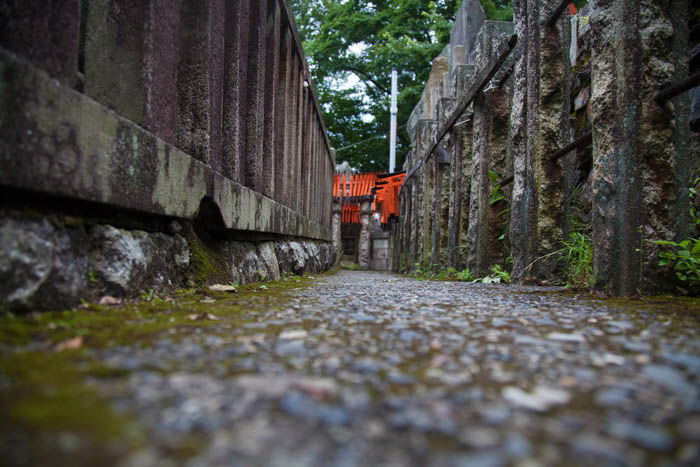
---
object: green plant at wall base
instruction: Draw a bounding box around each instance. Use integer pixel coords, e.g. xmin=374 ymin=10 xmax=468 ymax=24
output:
xmin=650 ymin=239 xmax=700 ymax=285
xmin=473 ymin=264 xmax=511 ymax=284
xmin=456 ymin=268 xmax=476 ymax=281
xmin=497 ymin=208 xmax=510 ymax=241
xmin=690 ymin=176 xmax=699 ymax=232
xmin=412 ymin=263 xmax=433 ymax=280
xmin=487 ymin=170 xmax=506 ymax=206
xmin=413 ymin=266 xmax=476 ymax=282
xmin=434 ymin=267 xmax=459 ymax=280
xmin=560 ymin=232 xmax=595 ymax=288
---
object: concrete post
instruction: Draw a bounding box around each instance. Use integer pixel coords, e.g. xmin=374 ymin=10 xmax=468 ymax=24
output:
xmin=175 ymin=0 xmax=226 ymax=167
xmin=432 ymin=98 xmax=456 ymax=269
xmin=332 ymin=199 xmax=342 ymax=265
xmin=465 ymin=22 xmax=514 ymax=276
xmin=85 ymin=0 xmax=182 ymax=146
xmin=0 ymin=0 xmax=80 ymax=85
xmin=590 ymin=0 xmax=690 ymax=295
xmin=358 ymin=200 xmax=372 ymax=268
xmin=465 ymin=88 xmax=490 ymax=275
xmin=409 ymin=178 xmax=419 ymax=270
xmin=274 ymin=27 xmax=292 ymax=202
xmin=413 ymin=119 xmax=436 ymax=270
xmin=244 ymin=0 xmax=268 ymax=191
xmin=508 ymin=0 xmax=530 ymax=281
xmin=453 ymin=66 xmax=478 ymax=270
xmin=509 ymin=0 xmax=569 ymax=282
xmin=263 ymin=1 xmax=281 ymax=199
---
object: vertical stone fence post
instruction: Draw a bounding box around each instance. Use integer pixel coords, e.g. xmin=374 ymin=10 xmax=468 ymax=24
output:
xmin=358 ymin=200 xmax=372 ymax=268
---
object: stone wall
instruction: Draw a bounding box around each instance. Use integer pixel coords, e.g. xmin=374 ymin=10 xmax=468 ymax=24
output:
xmin=395 ymin=0 xmax=695 ymax=295
xmin=0 ymin=209 xmax=334 ymax=311
xmin=0 ymin=1 xmax=336 ymax=309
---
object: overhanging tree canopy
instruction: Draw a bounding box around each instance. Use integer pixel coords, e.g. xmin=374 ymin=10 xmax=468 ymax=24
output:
xmin=291 ymin=0 xmax=514 ymax=172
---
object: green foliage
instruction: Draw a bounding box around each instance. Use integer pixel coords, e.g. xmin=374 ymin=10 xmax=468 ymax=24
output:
xmin=341 ymin=262 xmax=365 ymax=271
xmin=434 ymin=267 xmax=459 ymax=280
xmin=473 ymin=264 xmax=511 ymax=284
xmin=645 ymin=175 xmax=700 ymax=291
xmin=559 ymin=232 xmax=594 ymax=289
xmin=486 ymin=170 xmax=510 ymax=244
xmin=291 ymin=0 xmax=517 ymax=170
xmin=139 ymin=289 xmax=164 ymax=304
xmin=456 ymin=268 xmax=477 ymax=281
xmin=690 ymin=176 xmax=700 ymax=234
xmin=412 ymin=264 xmax=476 ymax=281
xmin=480 ymin=0 xmax=513 ymax=21
xmin=292 ymin=0 xmax=459 ymax=171
xmin=651 ymin=239 xmax=700 ymax=285
xmin=411 ymin=262 xmax=434 ymax=280
xmin=487 ymin=170 xmax=506 ymax=206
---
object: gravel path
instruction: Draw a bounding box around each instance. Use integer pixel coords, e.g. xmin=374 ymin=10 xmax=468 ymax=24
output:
xmin=4 ymin=270 xmax=700 ymax=466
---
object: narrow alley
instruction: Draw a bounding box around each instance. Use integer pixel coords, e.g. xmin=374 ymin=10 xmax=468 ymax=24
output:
xmin=2 ymin=271 xmax=698 ymax=466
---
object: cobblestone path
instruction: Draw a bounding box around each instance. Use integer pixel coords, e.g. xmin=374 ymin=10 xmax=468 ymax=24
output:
xmin=2 ymin=270 xmax=700 ymax=466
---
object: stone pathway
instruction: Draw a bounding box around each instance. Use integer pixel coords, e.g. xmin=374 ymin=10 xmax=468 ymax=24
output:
xmin=2 ymin=270 xmax=700 ymax=466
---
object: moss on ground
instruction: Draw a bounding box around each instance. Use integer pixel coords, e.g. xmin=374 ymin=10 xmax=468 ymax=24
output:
xmin=0 ymin=271 xmax=323 ymax=461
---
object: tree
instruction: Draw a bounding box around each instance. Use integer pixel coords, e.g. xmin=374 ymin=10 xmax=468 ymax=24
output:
xmin=291 ymin=0 xmax=512 ymax=172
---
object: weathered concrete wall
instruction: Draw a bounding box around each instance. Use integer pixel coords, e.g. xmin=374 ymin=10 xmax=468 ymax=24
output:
xmin=395 ymin=0 xmax=694 ymax=295
xmin=0 ymin=1 xmax=336 ymax=309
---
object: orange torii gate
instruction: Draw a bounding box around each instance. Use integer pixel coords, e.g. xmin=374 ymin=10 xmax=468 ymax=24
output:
xmin=333 ymin=172 xmax=406 ymax=225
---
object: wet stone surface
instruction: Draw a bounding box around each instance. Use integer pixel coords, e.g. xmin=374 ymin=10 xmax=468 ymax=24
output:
xmin=2 ymin=270 xmax=700 ymax=466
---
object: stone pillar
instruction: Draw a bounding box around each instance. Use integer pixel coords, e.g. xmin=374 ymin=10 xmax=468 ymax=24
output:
xmin=0 ymin=0 xmax=80 ymax=85
xmin=175 ymin=0 xmax=226 ymax=166
xmin=508 ymin=0 xmax=531 ymax=282
xmin=432 ymin=97 xmax=455 ymax=269
xmin=465 ymin=88 xmax=490 ymax=275
xmin=409 ymin=178 xmax=419 ymax=270
xmin=243 ymin=0 xmax=268 ymax=190
xmin=262 ymin=1 xmax=281 ymax=199
xmin=412 ymin=119 xmax=436 ymax=270
xmin=399 ymin=183 xmax=412 ymax=271
xmin=332 ymin=199 xmax=342 ymax=265
xmin=590 ymin=0 xmax=689 ymax=295
xmin=456 ymin=66 xmax=478 ymax=270
xmin=274 ymin=27 xmax=293 ymax=204
xmin=509 ymin=0 xmax=569 ymax=282
xmin=85 ymin=0 xmax=182 ymax=145
xmin=222 ymin=0 xmax=246 ymax=183
xmin=447 ymin=65 xmax=476 ymax=270
xmin=465 ymin=22 xmax=515 ymax=276
xmin=358 ymin=200 xmax=372 ymax=268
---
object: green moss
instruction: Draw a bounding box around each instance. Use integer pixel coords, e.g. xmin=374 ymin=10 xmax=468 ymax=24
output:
xmin=182 ymin=224 xmax=229 ymax=285
xmin=0 ymin=271 xmax=321 ymax=349
xmin=0 ymin=351 xmax=142 ymax=442
xmin=517 ymin=289 xmax=700 ymax=314
xmin=0 ymin=270 xmax=330 ymax=461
